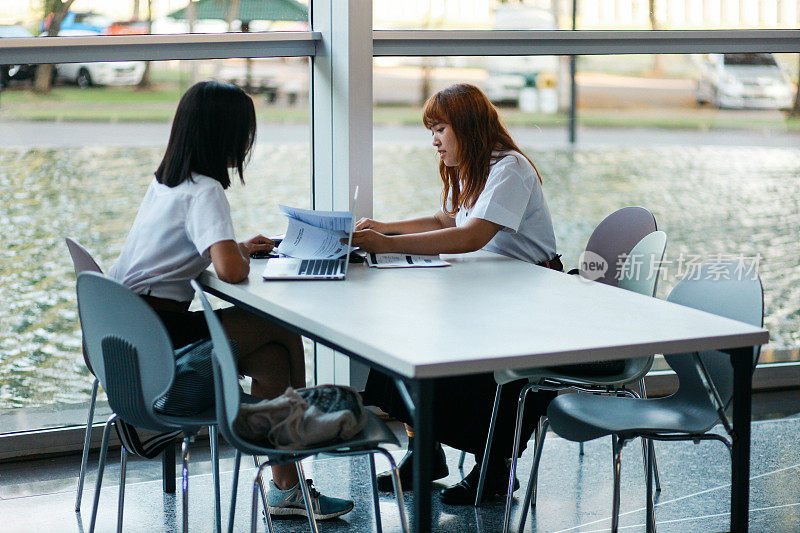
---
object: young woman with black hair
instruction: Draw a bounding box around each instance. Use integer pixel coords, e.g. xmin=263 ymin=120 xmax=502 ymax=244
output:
xmin=355 ymin=83 xmax=562 ymax=505
xmin=110 ymin=81 xmax=353 ymax=520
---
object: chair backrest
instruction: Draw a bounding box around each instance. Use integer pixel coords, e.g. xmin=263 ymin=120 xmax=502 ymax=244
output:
xmin=191 ymin=280 xmax=245 ymax=448
xmin=581 ymin=206 xmax=657 ymax=287
xmin=617 ymin=231 xmax=667 ymax=297
xmin=65 ymin=238 xmax=103 ymax=276
xmin=612 ymin=230 xmax=668 ymax=381
xmin=66 ymin=238 xmax=103 ymax=375
xmin=77 ymin=272 xmax=176 ymax=431
xmin=666 ymin=261 xmax=764 ymax=407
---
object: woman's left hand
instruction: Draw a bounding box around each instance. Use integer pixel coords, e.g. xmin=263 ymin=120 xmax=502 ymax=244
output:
xmin=344 ymin=229 xmax=392 ymax=253
xmin=239 ymin=234 xmax=275 ymax=256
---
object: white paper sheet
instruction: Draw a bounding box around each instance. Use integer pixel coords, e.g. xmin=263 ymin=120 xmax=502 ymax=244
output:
xmin=276 ymin=216 xmax=351 ymax=259
xmin=365 ymin=253 xmax=450 ymax=268
xmin=278 ymin=205 xmax=352 ymax=232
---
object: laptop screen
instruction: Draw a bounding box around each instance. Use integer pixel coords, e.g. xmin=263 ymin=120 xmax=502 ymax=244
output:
xmin=342 ymin=185 xmax=359 ymax=276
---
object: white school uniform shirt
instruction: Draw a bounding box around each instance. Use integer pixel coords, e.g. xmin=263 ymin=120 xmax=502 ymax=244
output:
xmin=448 ymin=151 xmax=557 ymax=264
xmin=110 ymin=173 xmax=236 ymax=302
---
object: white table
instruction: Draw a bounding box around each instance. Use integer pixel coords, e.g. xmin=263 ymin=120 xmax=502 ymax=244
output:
xmin=200 ymin=252 xmax=768 ymax=532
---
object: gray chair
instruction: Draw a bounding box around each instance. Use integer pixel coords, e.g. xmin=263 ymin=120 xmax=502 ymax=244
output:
xmin=76 ymin=272 xmax=223 ymax=533
xmin=474 ymin=215 xmax=665 ymax=532
xmin=65 ymin=238 xmax=104 ymax=513
xmin=493 ymin=230 xmax=668 ymax=531
xmin=546 ymin=260 xmax=763 ymax=533
xmin=458 ymin=205 xmax=658 ymax=473
xmin=191 ymin=280 xmax=409 ymax=533
xmin=67 ymin=238 xmax=181 ymax=515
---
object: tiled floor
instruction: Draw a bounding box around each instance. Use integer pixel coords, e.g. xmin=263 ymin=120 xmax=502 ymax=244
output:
xmin=2 ymin=413 xmax=799 ymax=532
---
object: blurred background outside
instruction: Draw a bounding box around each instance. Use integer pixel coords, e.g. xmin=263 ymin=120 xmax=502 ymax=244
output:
xmin=0 ymin=1 xmax=798 ymax=433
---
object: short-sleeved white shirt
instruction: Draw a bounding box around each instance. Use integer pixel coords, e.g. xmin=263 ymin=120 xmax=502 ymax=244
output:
xmin=448 ymin=151 xmax=557 ymax=264
xmin=110 ymin=173 xmax=236 ymax=302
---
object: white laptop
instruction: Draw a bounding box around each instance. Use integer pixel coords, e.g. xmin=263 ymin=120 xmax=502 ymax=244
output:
xmin=262 ymin=187 xmax=358 ymax=280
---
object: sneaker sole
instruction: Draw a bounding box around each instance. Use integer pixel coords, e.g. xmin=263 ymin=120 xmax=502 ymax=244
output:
xmin=267 ymin=504 xmax=354 ymax=521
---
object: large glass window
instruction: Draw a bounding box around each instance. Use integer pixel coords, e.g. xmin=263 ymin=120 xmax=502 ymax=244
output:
xmin=373 ymin=52 xmax=800 ymax=374
xmin=0 ymin=57 xmax=311 ymax=433
xmin=1 ymin=0 xmax=798 ymax=444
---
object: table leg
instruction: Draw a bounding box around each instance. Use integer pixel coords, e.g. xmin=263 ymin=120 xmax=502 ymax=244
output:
xmin=412 ymin=379 xmax=434 ymax=533
xmin=730 ymin=346 xmax=752 ymax=533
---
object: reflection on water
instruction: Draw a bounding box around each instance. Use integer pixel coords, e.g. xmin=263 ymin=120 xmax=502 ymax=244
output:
xmin=1 ymin=143 xmax=798 ymax=408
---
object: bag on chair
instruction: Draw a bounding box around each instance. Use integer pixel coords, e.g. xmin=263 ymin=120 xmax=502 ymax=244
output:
xmin=233 ymin=384 xmax=368 ymax=449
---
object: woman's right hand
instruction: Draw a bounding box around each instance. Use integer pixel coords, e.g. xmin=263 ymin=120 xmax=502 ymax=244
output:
xmin=355 ymin=217 xmax=385 ymax=233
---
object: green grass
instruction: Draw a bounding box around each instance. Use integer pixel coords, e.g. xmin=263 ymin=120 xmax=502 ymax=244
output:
xmin=1 ymin=85 xmax=798 ymax=132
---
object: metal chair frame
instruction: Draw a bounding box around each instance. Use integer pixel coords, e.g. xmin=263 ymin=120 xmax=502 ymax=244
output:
xmin=473 ymin=227 xmax=667 ymax=533
xmin=77 ymin=272 xmax=223 ymax=533
xmin=190 ymin=280 xmax=410 ymax=533
xmin=544 ymin=261 xmax=763 ymax=533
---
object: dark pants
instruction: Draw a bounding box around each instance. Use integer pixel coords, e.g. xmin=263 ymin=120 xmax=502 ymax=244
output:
xmin=363 ymin=370 xmax=556 ymax=467
xmin=363 ymin=253 xmax=564 ymax=467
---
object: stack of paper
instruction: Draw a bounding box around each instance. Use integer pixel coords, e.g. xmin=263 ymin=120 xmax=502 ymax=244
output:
xmin=276 ymin=205 xmax=352 ymax=259
xmin=365 ymin=253 xmax=450 ymax=268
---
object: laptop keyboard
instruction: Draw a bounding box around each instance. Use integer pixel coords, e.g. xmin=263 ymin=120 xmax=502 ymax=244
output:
xmin=299 ymin=258 xmax=345 ymax=277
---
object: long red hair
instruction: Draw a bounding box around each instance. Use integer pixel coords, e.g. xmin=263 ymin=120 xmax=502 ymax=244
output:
xmin=422 ymin=83 xmax=541 ymax=216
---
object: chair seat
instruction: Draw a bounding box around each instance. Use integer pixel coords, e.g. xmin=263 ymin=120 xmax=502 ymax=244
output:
xmin=233 ymin=410 xmax=399 ymax=462
xmin=547 ymin=393 xmax=719 ymax=443
xmin=156 ymin=405 xmax=218 ymax=431
xmin=495 ymin=356 xmax=652 ymax=389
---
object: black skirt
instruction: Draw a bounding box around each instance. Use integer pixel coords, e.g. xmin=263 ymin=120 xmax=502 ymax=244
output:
xmin=362 ymin=369 xmax=555 ymax=466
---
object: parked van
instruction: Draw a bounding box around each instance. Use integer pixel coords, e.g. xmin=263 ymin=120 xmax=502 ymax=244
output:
xmin=695 ymin=53 xmax=794 ymax=110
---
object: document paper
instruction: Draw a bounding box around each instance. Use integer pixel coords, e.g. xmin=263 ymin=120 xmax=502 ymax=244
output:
xmin=276 ymin=205 xmax=352 ymax=259
xmin=366 ymin=253 xmax=450 ymax=268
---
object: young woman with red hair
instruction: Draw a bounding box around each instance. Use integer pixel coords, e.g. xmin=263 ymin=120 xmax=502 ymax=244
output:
xmin=357 ymin=84 xmax=562 ymax=505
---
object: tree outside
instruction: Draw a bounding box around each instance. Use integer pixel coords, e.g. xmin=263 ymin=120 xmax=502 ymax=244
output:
xmin=34 ymin=0 xmax=77 ymax=94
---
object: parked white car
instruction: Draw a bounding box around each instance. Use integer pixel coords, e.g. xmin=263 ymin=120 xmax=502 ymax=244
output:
xmin=695 ymin=53 xmax=794 ymax=110
xmin=52 ymin=29 xmax=145 ymax=88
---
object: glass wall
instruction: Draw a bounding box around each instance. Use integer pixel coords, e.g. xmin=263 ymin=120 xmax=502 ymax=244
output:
xmin=1 ymin=0 xmax=798 ymax=441
xmin=0 ymin=57 xmax=311 ymax=430
xmin=372 ymin=52 xmax=800 ymax=373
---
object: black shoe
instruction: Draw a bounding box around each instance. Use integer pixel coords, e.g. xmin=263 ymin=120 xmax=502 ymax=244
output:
xmin=376 ymin=439 xmax=449 ymax=492
xmin=439 ymin=462 xmax=519 ymax=506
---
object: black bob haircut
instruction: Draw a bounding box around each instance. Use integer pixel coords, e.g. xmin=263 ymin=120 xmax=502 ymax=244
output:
xmin=156 ymin=81 xmax=256 ymax=189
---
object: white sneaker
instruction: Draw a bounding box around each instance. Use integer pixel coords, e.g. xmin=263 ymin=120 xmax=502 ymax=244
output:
xmin=266 ymin=479 xmax=354 ymax=520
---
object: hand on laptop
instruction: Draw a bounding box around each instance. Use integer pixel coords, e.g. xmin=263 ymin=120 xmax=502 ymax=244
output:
xmin=240 ymin=234 xmax=276 ymax=258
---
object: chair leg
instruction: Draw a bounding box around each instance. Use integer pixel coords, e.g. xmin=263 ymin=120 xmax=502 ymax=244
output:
xmin=210 ymin=426 xmax=221 ymax=533
xmin=250 ymin=461 xmax=275 ymax=533
xmin=295 ymin=462 xmax=320 ymax=533
xmin=579 ymin=441 xmax=584 ymax=456
xmin=368 ymin=454 xmax=383 ymax=533
xmin=181 ymin=436 xmax=192 ymax=533
xmin=76 ymin=377 xmax=99 ymax=512
xmin=611 ymin=437 xmax=626 ymax=533
xmin=638 ymin=379 xmax=662 ymax=492
xmin=117 ymin=447 xmax=127 ymax=533
xmin=458 ymin=450 xmax=466 ymax=470
xmin=475 ymin=383 xmax=503 ymax=506
xmin=228 ymin=450 xmax=241 ymax=533
xmin=89 ymin=414 xmax=116 ymax=533
xmin=375 ymin=448 xmax=409 ymax=533
xmin=253 ymin=456 xmax=269 ymax=515
xmin=502 ymin=383 xmax=536 ymax=533
xmin=517 ymin=417 xmax=549 ymax=533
